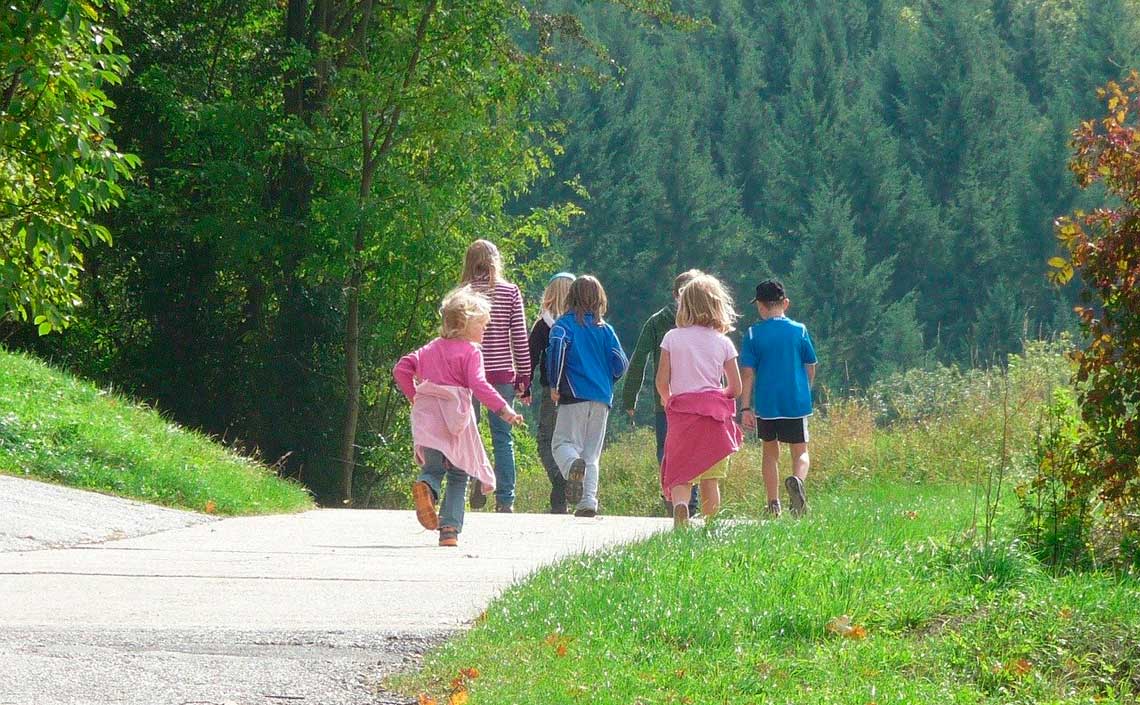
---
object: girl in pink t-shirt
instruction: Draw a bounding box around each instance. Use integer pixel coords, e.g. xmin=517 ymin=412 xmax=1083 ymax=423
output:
xmin=393 ymin=286 xmax=524 ymax=547
xmin=656 ymin=274 xmax=743 ymax=527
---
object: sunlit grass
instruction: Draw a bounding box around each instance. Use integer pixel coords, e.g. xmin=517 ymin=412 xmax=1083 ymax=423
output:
xmin=398 ymin=482 xmax=1140 ymax=703
xmin=0 ymin=348 xmax=313 ymax=515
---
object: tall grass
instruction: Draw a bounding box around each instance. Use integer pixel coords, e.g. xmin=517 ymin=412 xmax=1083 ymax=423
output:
xmin=514 ymin=339 xmax=1071 ymax=517
xmin=0 ymin=349 xmax=313 ymax=515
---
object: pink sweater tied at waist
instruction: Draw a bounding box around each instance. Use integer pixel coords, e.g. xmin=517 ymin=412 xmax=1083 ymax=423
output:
xmin=410 ymin=381 xmax=496 ymax=494
xmin=660 ymin=390 xmax=743 ymax=495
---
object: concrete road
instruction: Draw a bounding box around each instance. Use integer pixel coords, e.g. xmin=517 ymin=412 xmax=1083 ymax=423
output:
xmin=0 ymin=479 xmax=669 ymax=705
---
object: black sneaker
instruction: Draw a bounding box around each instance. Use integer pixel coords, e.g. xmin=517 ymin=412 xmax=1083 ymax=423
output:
xmin=573 ymin=507 xmax=597 ymax=518
xmin=495 ymin=503 xmax=514 ymax=514
xmin=766 ymin=499 xmax=782 ymax=518
xmin=469 ymin=483 xmax=487 ymax=510
xmin=785 ymin=476 xmax=807 ymax=516
xmin=565 ymin=459 xmax=586 ymax=504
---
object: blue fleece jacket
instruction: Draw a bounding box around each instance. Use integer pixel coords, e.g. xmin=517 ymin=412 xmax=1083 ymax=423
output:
xmin=546 ymin=312 xmax=629 ymax=406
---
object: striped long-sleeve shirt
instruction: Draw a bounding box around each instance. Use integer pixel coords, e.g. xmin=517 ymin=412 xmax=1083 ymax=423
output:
xmin=469 ymin=277 xmax=532 ymax=386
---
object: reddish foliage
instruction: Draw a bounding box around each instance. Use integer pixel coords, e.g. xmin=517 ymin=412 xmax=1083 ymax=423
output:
xmin=1051 ymin=72 xmax=1140 ymax=506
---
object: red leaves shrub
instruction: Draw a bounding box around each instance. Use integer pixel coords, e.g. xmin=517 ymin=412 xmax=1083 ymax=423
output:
xmin=1051 ymin=72 xmax=1140 ymax=513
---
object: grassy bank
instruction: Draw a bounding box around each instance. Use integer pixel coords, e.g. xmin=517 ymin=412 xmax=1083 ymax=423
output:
xmin=398 ymin=342 xmax=1140 ymax=703
xmin=0 ymin=349 xmax=312 ymax=515
xmin=399 ymin=482 xmax=1140 ymax=703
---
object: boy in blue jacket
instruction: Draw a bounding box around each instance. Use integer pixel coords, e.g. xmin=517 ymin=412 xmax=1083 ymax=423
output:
xmin=546 ymin=275 xmax=629 ymax=517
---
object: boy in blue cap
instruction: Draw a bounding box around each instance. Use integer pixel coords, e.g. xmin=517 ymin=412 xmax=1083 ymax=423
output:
xmin=738 ymin=279 xmax=817 ymax=516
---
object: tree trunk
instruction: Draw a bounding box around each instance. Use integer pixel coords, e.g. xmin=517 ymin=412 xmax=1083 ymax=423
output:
xmin=338 ymin=258 xmax=363 ymax=504
xmin=337 ymin=0 xmax=437 ymax=505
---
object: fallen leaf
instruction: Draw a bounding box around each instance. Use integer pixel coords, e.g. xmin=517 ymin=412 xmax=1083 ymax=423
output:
xmin=674 ymin=668 xmax=686 ymax=679
xmin=1008 ymin=658 xmax=1032 ymax=676
xmin=1059 ymin=607 xmax=1073 ymax=620
xmin=448 ymin=689 xmax=468 ymax=705
xmin=417 ymin=694 xmax=438 ymax=705
xmin=555 ymin=643 xmax=568 ymax=657
xmin=460 ymin=667 xmax=480 ymax=680
xmin=846 ymin=625 xmax=868 ymax=640
xmin=204 ymin=500 xmax=217 ymax=514
xmin=903 ymin=510 xmax=918 ymax=520
xmin=825 ymin=615 xmax=853 ymax=636
xmin=450 ymin=676 xmax=464 ymax=691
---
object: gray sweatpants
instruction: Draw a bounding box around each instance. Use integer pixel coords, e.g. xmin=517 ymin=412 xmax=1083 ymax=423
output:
xmin=552 ymin=401 xmax=609 ymax=511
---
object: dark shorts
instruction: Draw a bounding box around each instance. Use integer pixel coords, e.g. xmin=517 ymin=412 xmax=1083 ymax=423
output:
xmin=757 ymin=417 xmax=809 ymax=444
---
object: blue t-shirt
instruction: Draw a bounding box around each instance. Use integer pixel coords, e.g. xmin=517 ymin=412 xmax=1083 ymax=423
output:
xmin=739 ymin=316 xmax=817 ymax=419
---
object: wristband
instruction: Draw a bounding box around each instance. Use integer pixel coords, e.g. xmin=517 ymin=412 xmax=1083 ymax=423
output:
xmin=741 ymin=407 xmax=752 ymax=411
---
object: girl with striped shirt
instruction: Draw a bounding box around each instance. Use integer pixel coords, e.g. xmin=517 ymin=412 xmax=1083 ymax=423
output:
xmin=460 ymin=240 xmax=532 ymax=513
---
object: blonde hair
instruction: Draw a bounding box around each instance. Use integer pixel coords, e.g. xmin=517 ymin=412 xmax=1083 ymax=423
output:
xmin=439 ymin=286 xmax=492 ymax=339
xmin=672 ymin=268 xmax=704 ymax=297
xmin=676 ymin=274 xmax=738 ymax=333
xmin=567 ymin=275 xmax=608 ymax=324
xmin=460 ymin=239 xmax=502 ymax=284
xmin=542 ymin=276 xmax=574 ymax=318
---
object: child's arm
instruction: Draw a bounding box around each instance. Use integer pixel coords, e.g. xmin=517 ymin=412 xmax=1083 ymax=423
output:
xmin=608 ymin=326 xmax=629 ymax=379
xmin=392 ymin=350 xmax=420 ymax=402
xmin=724 ymin=357 xmax=743 ymax=399
xmin=805 ymin=363 xmax=817 ymax=386
xmin=740 ymin=366 xmax=756 ymax=429
xmin=509 ymin=287 xmax=532 ymax=394
xmin=655 ymin=349 xmax=672 ymax=407
xmin=466 ymin=347 xmax=525 ymax=425
xmin=622 ymin=322 xmax=653 ymax=416
xmin=546 ymin=323 xmax=570 ymax=401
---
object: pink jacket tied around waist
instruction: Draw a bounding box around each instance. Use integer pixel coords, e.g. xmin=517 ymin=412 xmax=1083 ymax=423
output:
xmin=661 ymin=390 xmax=743 ymax=494
xmin=410 ymin=380 xmax=496 ymax=495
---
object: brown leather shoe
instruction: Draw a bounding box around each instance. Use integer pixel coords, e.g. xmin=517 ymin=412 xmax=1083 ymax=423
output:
xmin=495 ymin=503 xmax=514 ymax=513
xmin=411 ymin=481 xmax=439 ymax=530
xmin=438 ymin=526 xmax=458 ymax=547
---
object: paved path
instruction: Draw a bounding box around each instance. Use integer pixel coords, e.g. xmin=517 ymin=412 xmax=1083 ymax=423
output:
xmin=0 ymin=478 xmax=668 ymax=704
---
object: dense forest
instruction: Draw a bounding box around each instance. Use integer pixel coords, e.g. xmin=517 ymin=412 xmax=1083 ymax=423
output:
xmin=4 ymin=0 xmax=1138 ymax=504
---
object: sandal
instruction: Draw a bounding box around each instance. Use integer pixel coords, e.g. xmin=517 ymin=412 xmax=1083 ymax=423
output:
xmin=439 ymin=526 xmax=459 ymax=547
xmin=411 ymin=481 xmax=439 ymax=530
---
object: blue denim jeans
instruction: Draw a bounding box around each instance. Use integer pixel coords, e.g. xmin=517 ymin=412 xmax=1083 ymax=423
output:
xmin=475 ymin=382 xmax=517 ymax=507
xmin=655 ymin=411 xmax=699 ymax=513
xmin=417 ymin=448 xmax=468 ymax=531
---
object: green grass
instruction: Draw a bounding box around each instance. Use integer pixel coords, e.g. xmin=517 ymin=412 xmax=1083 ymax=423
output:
xmin=0 ymin=348 xmax=313 ymax=515
xmin=398 ymin=482 xmax=1140 ymax=704
xmin=400 ymin=343 xmax=1140 ymax=703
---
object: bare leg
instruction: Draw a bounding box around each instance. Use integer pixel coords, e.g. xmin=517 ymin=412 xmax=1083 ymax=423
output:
xmin=762 ymin=440 xmax=781 ymax=501
xmin=699 ymin=478 xmax=720 ymax=518
xmin=790 ymin=442 xmax=809 ymax=481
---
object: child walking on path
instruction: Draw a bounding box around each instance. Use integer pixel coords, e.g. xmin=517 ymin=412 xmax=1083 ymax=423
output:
xmin=739 ymin=279 xmax=818 ymax=517
xmin=546 ymin=275 xmax=629 ymax=517
xmin=656 ymin=274 xmax=744 ymax=527
xmin=393 ymin=287 xmax=524 ymax=547
xmin=460 ymin=240 xmax=531 ymax=513
xmin=623 ymin=269 xmax=704 ymax=514
xmin=527 ymin=272 xmax=576 ymax=514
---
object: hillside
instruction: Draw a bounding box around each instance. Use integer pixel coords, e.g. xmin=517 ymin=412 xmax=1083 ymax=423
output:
xmin=0 ymin=349 xmax=312 ymax=515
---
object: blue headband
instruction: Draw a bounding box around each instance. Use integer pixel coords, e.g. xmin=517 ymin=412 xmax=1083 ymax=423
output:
xmin=548 ymin=272 xmax=576 ymax=284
